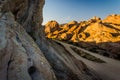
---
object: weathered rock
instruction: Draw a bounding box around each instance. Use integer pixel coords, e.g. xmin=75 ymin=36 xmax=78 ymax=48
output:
xmin=40 ymin=40 xmax=101 ymax=80
xmin=103 ymin=14 xmax=120 ymax=24
xmin=45 ymin=21 xmax=59 ymax=34
xmin=0 ymin=0 xmax=56 ymax=80
xmin=0 ymin=12 xmax=56 ymax=80
xmin=0 ymin=0 xmax=102 ymax=80
xmin=59 ymin=33 xmax=73 ymax=40
xmin=89 ymin=16 xmax=101 ymax=23
xmin=45 ymin=15 xmax=120 ymax=60
xmin=61 ymin=24 xmax=70 ymax=31
xmin=68 ymin=20 xmax=78 ymax=25
xmin=68 ymin=25 xmax=78 ymax=33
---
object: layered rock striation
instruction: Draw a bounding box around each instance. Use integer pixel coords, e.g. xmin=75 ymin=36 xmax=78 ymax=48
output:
xmin=45 ymin=15 xmax=120 ymax=59
xmin=0 ymin=0 xmax=101 ymax=80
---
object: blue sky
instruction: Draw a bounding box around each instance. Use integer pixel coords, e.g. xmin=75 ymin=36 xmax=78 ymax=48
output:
xmin=43 ymin=0 xmax=120 ymax=24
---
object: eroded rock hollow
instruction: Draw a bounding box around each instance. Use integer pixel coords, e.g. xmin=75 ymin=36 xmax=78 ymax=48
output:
xmin=0 ymin=0 xmax=101 ymax=80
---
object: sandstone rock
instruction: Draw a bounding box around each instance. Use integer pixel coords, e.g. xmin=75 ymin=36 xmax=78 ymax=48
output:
xmin=45 ymin=20 xmax=59 ymax=34
xmin=68 ymin=20 xmax=78 ymax=25
xmin=67 ymin=21 xmax=78 ymax=29
xmin=53 ymin=30 xmax=60 ymax=35
xmin=103 ymin=14 xmax=120 ymax=24
xmin=71 ymin=33 xmax=79 ymax=42
xmin=42 ymin=40 xmax=101 ymax=80
xmin=45 ymin=14 xmax=120 ymax=60
xmin=61 ymin=24 xmax=70 ymax=31
xmin=88 ymin=16 xmax=102 ymax=23
xmin=83 ymin=22 xmax=120 ymax=43
xmin=0 ymin=12 xmax=56 ymax=80
xmin=0 ymin=0 xmax=56 ymax=80
xmin=91 ymin=16 xmax=101 ymax=21
xmin=59 ymin=33 xmax=73 ymax=40
xmin=0 ymin=0 xmax=101 ymax=80
xmin=68 ymin=25 xmax=78 ymax=33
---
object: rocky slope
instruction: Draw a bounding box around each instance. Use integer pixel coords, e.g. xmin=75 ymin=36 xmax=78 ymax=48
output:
xmin=0 ymin=0 xmax=101 ymax=80
xmin=45 ymin=15 xmax=120 ymax=59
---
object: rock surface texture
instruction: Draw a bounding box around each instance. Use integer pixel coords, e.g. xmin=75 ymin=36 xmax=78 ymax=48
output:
xmin=45 ymin=15 xmax=120 ymax=60
xmin=0 ymin=0 xmax=101 ymax=80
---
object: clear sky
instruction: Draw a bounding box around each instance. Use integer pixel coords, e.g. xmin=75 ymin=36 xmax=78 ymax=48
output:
xmin=43 ymin=0 xmax=120 ymax=24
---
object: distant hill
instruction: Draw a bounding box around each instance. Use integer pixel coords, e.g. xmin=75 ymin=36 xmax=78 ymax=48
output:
xmin=45 ymin=14 xmax=120 ymax=60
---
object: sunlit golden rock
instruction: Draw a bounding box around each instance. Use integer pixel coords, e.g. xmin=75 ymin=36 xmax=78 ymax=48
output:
xmin=59 ymin=32 xmax=73 ymax=40
xmin=103 ymin=14 xmax=120 ymax=24
xmin=88 ymin=16 xmax=102 ymax=23
xmin=68 ymin=20 xmax=78 ymax=25
xmin=45 ymin=15 xmax=120 ymax=43
xmin=45 ymin=20 xmax=59 ymax=34
xmin=61 ymin=24 xmax=70 ymax=31
xmin=67 ymin=25 xmax=77 ymax=33
xmin=71 ymin=33 xmax=79 ymax=42
xmin=45 ymin=14 xmax=120 ymax=59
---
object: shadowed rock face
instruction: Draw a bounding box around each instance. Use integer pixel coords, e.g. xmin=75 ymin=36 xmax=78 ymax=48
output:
xmin=0 ymin=0 xmax=101 ymax=80
xmin=0 ymin=0 xmax=57 ymax=80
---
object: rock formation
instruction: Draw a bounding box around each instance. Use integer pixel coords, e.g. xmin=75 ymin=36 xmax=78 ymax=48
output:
xmin=45 ymin=15 xmax=120 ymax=60
xmin=103 ymin=14 xmax=120 ymax=24
xmin=0 ymin=0 xmax=101 ymax=80
xmin=0 ymin=0 xmax=57 ymax=80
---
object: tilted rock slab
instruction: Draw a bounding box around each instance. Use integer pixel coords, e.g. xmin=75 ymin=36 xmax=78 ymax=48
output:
xmin=0 ymin=0 xmax=101 ymax=80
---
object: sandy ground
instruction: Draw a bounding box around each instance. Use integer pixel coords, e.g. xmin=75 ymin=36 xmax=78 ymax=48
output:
xmin=55 ymin=40 xmax=120 ymax=80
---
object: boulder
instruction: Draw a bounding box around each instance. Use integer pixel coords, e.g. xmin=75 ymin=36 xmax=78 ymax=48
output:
xmin=45 ymin=21 xmax=59 ymax=34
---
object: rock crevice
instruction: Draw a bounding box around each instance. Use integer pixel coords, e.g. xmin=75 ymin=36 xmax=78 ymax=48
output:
xmin=0 ymin=0 xmax=101 ymax=80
